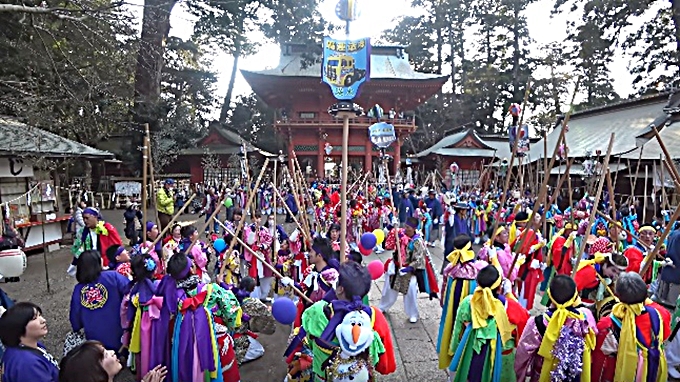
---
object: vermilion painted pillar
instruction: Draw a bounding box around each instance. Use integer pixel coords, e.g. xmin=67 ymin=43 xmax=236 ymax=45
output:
xmin=393 ymin=137 xmax=401 ymax=174
xmin=364 ymin=138 xmax=372 ymax=173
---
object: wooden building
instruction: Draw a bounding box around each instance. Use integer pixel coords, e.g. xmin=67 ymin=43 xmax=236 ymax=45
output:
xmin=241 ymin=43 xmax=448 ymax=177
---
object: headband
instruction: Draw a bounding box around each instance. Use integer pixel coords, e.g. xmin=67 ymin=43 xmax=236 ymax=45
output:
xmin=115 ymin=246 xmax=125 ymax=258
xmin=494 ymin=226 xmax=506 ymax=237
xmin=469 ymin=271 xmax=512 ymax=346
xmin=515 ymin=217 xmax=530 ymax=223
xmin=176 ymin=258 xmax=193 ymax=280
xmin=83 ymin=207 xmax=100 ymax=218
xmin=405 ymin=219 xmax=419 ymax=229
xmin=638 ymin=226 xmax=656 ymax=233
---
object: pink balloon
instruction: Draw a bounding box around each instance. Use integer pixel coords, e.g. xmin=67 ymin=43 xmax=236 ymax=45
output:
xmin=367 ymin=260 xmax=384 ymax=280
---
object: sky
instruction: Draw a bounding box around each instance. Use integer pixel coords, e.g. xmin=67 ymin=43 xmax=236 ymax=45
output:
xmin=162 ymin=0 xmax=644 ymax=114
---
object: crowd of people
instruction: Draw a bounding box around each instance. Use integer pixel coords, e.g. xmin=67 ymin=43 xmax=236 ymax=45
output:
xmin=2 ymin=172 xmax=680 ymax=382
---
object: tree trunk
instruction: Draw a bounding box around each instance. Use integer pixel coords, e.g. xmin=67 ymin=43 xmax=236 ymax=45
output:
xmin=220 ymin=40 xmax=242 ymax=124
xmin=130 ymin=0 xmax=177 ymax=174
xmin=672 ymin=0 xmax=680 ymax=74
xmin=512 ymin=2 xmax=521 ymax=101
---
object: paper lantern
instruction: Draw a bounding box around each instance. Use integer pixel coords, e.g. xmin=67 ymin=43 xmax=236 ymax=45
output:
xmin=372 ymin=229 xmax=385 ymax=245
xmin=360 ymin=232 xmax=377 ymax=250
xmin=367 ymin=260 xmax=384 ymax=280
xmin=272 ymin=297 xmax=297 ymax=325
xmin=213 ymin=238 xmax=227 ymax=253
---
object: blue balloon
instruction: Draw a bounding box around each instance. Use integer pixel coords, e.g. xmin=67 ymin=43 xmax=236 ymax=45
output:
xmin=272 ymin=297 xmax=297 ymax=325
xmin=360 ymin=232 xmax=377 ymax=250
xmin=213 ymin=238 xmax=227 ymax=253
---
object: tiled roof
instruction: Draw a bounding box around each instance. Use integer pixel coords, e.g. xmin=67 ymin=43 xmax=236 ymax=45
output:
xmin=526 ymin=98 xmax=668 ymax=162
xmin=0 ymin=116 xmax=113 ymax=159
xmin=181 ymin=126 xmax=276 ymax=157
xmin=415 ymin=129 xmax=511 ymax=159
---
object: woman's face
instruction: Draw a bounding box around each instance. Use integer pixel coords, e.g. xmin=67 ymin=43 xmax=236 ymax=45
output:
xmin=100 ymin=347 xmax=122 ymax=377
xmin=330 ymin=229 xmax=339 ymax=241
xmin=498 ymin=229 xmax=509 ymax=244
xmin=172 ymin=226 xmax=181 ymax=238
xmin=149 ymin=225 xmax=159 ymax=240
xmin=24 ymin=310 xmax=48 ymax=340
xmin=190 ymin=230 xmax=199 ymax=241
xmin=83 ymin=213 xmax=98 ymax=229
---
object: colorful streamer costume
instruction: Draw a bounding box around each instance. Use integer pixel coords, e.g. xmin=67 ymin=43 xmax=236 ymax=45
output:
xmin=171 ymin=282 xmax=242 ymax=382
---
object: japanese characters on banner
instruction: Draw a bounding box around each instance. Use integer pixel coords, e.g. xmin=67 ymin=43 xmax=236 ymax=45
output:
xmin=321 ymin=37 xmax=371 ymax=100
xmin=0 ymin=158 xmax=34 ymax=178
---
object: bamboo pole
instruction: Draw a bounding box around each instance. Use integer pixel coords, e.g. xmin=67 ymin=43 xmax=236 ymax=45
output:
xmin=640 ymin=205 xmax=680 ymax=276
xmin=214 ymin=217 xmax=313 ymax=304
xmin=223 ymin=159 xmax=270 ymax=259
xmin=571 ymin=133 xmax=616 ymax=278
xmin=286 ymin=162 xmax=312 ymax=240
xmin=629 ymin=148 xmax=644 ymax=204
xmin=596 ymin=210 xmax=651 ymax=250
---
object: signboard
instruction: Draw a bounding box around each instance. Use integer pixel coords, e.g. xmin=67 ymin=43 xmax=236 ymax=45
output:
xmin=322 ymin=37 xmax=370 ymax=100
xmin=508 ymin=124 xmax=530 ymax=157
xmin=0 ymin=158 xmax=33 ymax=178
xmin=114 ymin=181 xmax=142 ymax=196
xmin=368 ymin=122 xmax=396 ymax=149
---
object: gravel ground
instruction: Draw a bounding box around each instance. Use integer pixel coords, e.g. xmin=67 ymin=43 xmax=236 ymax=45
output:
xmin=1 ymin=209 xmax=290 ymax=382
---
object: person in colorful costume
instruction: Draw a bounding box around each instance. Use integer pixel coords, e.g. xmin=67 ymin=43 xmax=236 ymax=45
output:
xmin=438 ymin=235 xmax=489 ymax=370
xmin=478 ymin=225 xmax=521 ymax=284
xmin=425 ymin=189 xmax=443 ymax=247
xmin=514 ymin=275 xmax=596 ymax=382
xmin=229 ymin=277 xmax=275 ymax=365
xmin=379 ymin=216 xmax=439 ymax=323
xmin=293 ymin=261 xmax=396 ymax=381
xmin=105 ymin=245 xmax=132 ymax=280
xmin=69 ymin=207 xmax=123 ymax=276
xmin=293 ymin=237 xmax=339 ymax=327
xmin=656 ymin=229 xmax=680 ymax=309
xmin=165 ymin=252 xmax=242 ymax=382
xmin=442 ymin=202 xmax=472 ymax=273
xmin=244 ymin=211 xmax=274 ymax=301
xmin=179 ymin=225 xmax=211 ymax=284
xmin=573 ymin=251 xmax=628 ymax=320
xmin=623 ymin=223 xmax=655 ymax=278
xmin=447 ymin=264 xmax=527 ymax=382
xmin=549 ymin=222 xmax=577 ymax=276
xmin=510 ymin=211 xmax=546 ymax=310
xmin=121 ymin=253 xmax=163 ymax=379
xmin=592 ymin=272 xmax=670 ymax=382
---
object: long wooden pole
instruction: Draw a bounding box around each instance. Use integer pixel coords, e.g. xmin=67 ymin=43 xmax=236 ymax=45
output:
xmin=223 ymin=158 xmax=270 ymax=259
xmin=142 ymin=127 xmax=149 ymax=241
xmin=272 ymin=160 xmax=278 ymax=263
xmin=629 ymin=148 xmax=644 ymax=204
xmin=215 ymin=217 xmax=313 ymax=305
xmin=273 ymin=186 xmax=311 ymax=243
xmin=505 ymin=77 xmax=581 ymax=278
xmin=643 ymin=165 xmax=649 ymax=222
xmin=340 ymin=114 xmax=350 ymax=262
xmin=146 ymin=125 xmax=160 ymax=226
xmin=571 ymin=133 xmax=615 ymax=278
xmin=640 ymin=204 xmax=680 ymax=276
xmin=596 ymin=210 xmax=651 ymax=250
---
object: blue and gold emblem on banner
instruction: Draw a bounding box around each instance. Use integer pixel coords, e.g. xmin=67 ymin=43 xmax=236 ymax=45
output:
xmin=368 ymin=122 xmax=396 ymax=149
xmin=322 ymin=37 xmax=370 ymax=100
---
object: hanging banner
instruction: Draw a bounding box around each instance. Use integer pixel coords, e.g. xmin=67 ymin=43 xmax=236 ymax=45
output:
xmin=508 ymin=124 xmax=530 ymax=157
xmin=322 ymin=37 xmax=371 ymax=100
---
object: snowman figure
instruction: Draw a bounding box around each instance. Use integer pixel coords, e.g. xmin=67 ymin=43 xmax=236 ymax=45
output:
xmin=325 ymin=310 xmax=375 ymax=382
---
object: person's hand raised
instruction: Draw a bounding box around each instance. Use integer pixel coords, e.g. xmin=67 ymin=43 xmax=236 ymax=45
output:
xmin=142 ymin=366 xmax=167 ymax=382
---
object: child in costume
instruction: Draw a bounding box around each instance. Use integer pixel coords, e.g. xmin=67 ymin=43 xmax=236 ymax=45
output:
xmin=121 ymin=253 xmax=163 ymax=379
xmin=447 ymin=264 xmax=528 ymax=382
xmin=179 ymin=225 xmax=211 ymax=284
xmin=514 ymin=275 xmax=596 ymax=382
xmin=165 ymin=252 xmax=242 ymax=382
xmin=478 ymin=225 xmax=521 ymax=284
xmin=438 ymin=235 xmax=488 ymax=370
xmin=229 ymin=277 xmax=276 ymax=365
xmin=105 ymin=245 xmax=132 ymax=280
xmin=243 ymin=211 xmax=274 ymax=301
xmin=592 ymin=272 xmax=670 ymax=382
xmin=294 ymin=261 xmax=396 ymax=381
